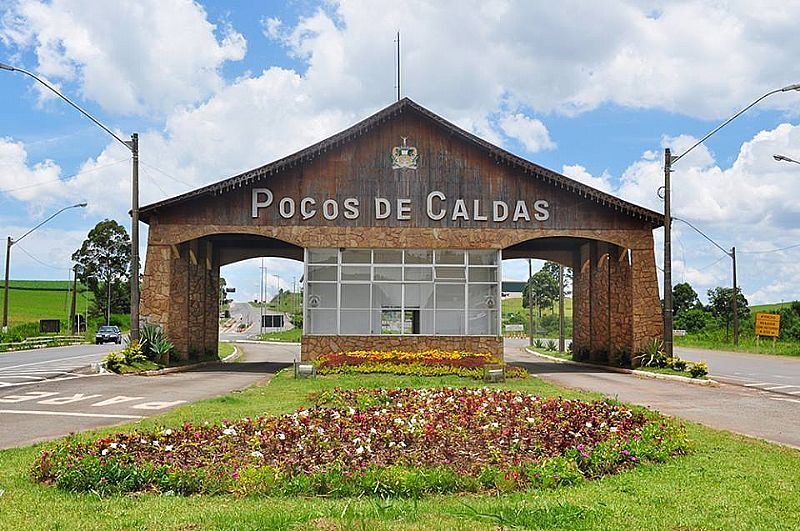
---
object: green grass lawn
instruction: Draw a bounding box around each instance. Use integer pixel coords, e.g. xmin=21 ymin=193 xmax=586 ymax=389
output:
xmin=218 ymin=342 xmax=236 ymax=358
xmin=0 ymin=280 xmax=94 ymax=328
xmin=675 ymin=333 xmax=800 ymax=357
xmin=1 ymin=371 xmax=798 ymax=529
xmin=257 ymin=328 xmax=302 ymax=342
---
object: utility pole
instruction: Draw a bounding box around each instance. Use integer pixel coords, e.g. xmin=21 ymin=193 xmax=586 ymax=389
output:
xmin=528 ymin=259 xmax=534 ymax=346
xmin=732 ymin=246 xmax=738 ymax=347
xmin=130 ymin=133 xmax=140 ymax=342
xmin=663 ymin=148 xmax=673 ymax=358
xmin=69 ymin=265 xmax=79 ymax=334
xmin=559 ymin=265 xmax=565 ymax=352
xmin=2 ymin=237 xmax=10 ymax=333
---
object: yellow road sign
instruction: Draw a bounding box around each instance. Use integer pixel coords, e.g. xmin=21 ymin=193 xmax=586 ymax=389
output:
xmin=755 ymin=313 xmax=780 ymax=338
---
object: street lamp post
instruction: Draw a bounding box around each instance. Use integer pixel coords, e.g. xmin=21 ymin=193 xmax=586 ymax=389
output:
xmin=774 ymin=154 xmax=800 ymax=166
xmin=0 ymin=62 xmax=141 ymax=343
xmin=2 ymin=202 xmax=87 ymax=332
xmin=662 ymin=82 xmax=800 ymax=357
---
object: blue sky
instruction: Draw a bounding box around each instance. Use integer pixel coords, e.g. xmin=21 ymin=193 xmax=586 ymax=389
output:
xmin=1 ymin=1 xmax=800 ymax=305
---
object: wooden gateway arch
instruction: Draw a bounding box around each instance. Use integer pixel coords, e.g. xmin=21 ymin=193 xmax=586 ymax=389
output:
xmin=139 ymin=98 xmax=663 ymax=363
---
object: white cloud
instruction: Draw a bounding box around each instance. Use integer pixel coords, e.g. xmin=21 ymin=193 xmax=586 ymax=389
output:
xmin=499 ymin=113 xmax=555 ymax=153
xmin=1 ymin=0 xmax=246 ymax=115
xmin=573 ymin=122 xmax=800 ymax=303
xmin=562 ymin=164 xmax=613 ymax=193
xmin=0 ymin=137 xmax=62 ymax=204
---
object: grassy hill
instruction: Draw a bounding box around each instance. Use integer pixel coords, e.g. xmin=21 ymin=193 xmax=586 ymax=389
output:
xmin=0 ymin=280 xmax=94 ymax=328
xmin=750 ymin=301 xmax=797 ymax=313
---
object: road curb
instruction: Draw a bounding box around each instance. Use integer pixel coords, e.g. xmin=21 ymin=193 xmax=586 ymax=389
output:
xmin=135 ymin=344 xmax=242 ymax=376
xmin=230 ymin=339 xmax=302 ymax=346
xmin=523 ymin=347 xmax=719 ymax=386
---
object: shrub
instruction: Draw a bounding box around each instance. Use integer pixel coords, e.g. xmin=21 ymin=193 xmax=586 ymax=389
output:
xmin=688 ymin=361 xmax=709 ymax=378
xmin=314 ymin=349 xmax=527 ymax=380
xmin=139 ymin=323 xmax=174 ymax=362
xmin=634 ymin=339 xmax=667 ymax=368
xmin=545 ymin=339 xmax=557 ymax=351
xmin=101 ymin=351 xmax=125 ymax=373
xmin=533 ymin=338 xmax=545 ymax=349
xmin=670 ymin=357 xmax=688 ymax=372
xmin=33 ymin=387 xmax=688 ymax=498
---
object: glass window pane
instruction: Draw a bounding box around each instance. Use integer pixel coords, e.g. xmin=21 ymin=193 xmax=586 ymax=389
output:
xmin=468 ymin=310 xmax=498 ymax=335
xmin=308 ymin=249 xmax=338 ymax=264
xmin=405 ymin=249 xmax=432 ymax=264
xmin=468 ymin=250 xmax=497 ymax=265
xmin=341 ymin=284 xmax=370 ymax=309
xmin=435 ymin=266 xmax=466 ymax=281
xmin=340 ymin=310 xmax=371 ymax=334
xmin=380 ymin=310 xmax=406 ymax=334
xmin=468 ymin=267 xmax=497 ymax=282
xmin=308 ymin=309 xmax=337 ymax=334
xmin=435 ymin=250 xmax=464 ymax=264
xmin=373 ymin=283 xmax=402 ymax=309
xmin=468 ymin=284 xmax=497 ymax=309
xmin=341 ymin=249 xmax=371 ymax=263
xmin=374 ymin=267 xmax=402 ymax=281
xmin=374 ymin=249 xmax=402 ymax=264
xmin=435 ymin=284 xmax=465 ymax=309
xmin=404 ymin=284 xmax=434 ymax=309
xmin=404 ymin=267 xmax=432 ymax=281
xmin=341 ymin=266 xmax=370 ymax=281
xmin=307 ymin=283 xmax=337 ymax=309
xmin=435 ymin=310 xmax=465 ymax=335
xmin=307 ymin=265 xmax=337 ymax=282
xmin=418 ymin=309 xmax=435 ymax=335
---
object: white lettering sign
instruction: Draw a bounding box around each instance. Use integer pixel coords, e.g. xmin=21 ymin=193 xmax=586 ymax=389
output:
xmin=250 ymin=188 xmax=551 ymax=223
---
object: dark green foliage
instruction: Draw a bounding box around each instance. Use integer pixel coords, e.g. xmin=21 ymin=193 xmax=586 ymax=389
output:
xmin=71 ymin=220 xmax=133 ymax=319
xmin=672 ymin=282 xmax=699 ymax=317
xmin=674 ymin=306 xmax=714 ymax=333
xmin=707 ymin=286 xmax=749 ymax=336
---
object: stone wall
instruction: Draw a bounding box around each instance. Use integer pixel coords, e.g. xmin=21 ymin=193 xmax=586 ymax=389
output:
xmin=301 ymin=335 xmax=505 ymax=361
xmin=141 ymin=239 xmax=219 ymax=361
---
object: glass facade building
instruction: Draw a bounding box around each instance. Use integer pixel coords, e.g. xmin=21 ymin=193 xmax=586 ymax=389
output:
xmin=305 ymin=249 xmax=501 ymax=336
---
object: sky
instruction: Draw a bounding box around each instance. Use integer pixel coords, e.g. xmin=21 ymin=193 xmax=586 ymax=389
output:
xmin=1 ymin=0 xmax=800 ymax=306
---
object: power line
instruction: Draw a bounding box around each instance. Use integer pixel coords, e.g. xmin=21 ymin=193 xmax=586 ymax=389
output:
xmin=14 ymin=244 xmax=67 ymax=271
xmin=739 ymin=243 xmax=800 ymax=254
xmin=139 ymin=160 xmax=194 ymax=187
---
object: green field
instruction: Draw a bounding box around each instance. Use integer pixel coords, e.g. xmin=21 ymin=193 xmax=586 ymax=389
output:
xmin=0 ymin=280 xmax=94 ymax=328
xmin=501 ymin=296 xmax=573 ymax=319
xmin=1 ymin=370 xmax=798 ymax=529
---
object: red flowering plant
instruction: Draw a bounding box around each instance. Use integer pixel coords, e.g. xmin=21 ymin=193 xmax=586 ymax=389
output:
xmin=32 ymin=387 xmax=688 ymax=497
xmin=314 ymin=349 xmax=527 ymax=379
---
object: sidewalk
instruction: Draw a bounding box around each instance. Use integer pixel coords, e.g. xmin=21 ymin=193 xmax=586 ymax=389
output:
xmin=506 ymin=343 xmax=800 ymax=449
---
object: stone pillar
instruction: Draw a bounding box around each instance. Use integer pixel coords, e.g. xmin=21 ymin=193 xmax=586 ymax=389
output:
xmin=631 ymin=233 xmax=663 ymax=355
xmin=571 ymin=244 xmax=591 ymax=355
xmin=609 ymin=246 xmax=633 ymax=362
xmin=588 ymin=241 xmax=610 ymax=362
xmin=141 ymin=238 xmax=219 ymax=361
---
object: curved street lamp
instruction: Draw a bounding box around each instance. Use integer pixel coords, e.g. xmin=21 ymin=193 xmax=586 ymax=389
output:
xmin=661 ymin=82 xmax=800 ymax=357
xmin=3 ymin=202 xmax=88 ymax=332
xmin=0 ymin=62 xmax=141 ymax=342
xmin=773 ymin=154 xmax=800 ymax=165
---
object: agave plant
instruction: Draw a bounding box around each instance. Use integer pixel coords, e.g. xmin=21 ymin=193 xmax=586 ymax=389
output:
xmin=139 ymin=323 xmax=174 ymax=363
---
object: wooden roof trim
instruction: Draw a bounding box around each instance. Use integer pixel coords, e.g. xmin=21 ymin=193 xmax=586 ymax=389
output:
xmin=140 ymin=98 xmax=663 ymax=227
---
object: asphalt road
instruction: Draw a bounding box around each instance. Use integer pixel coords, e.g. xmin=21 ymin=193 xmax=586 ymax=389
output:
xmin=0 ymin=343 xmax=118 ymax=389
xmin=0 ymin=342 xmax=295 ymax=449
xmin=506 ymin=340 xmax=800 ymax=448
xmin=220 ymin=302 xmax=292 ymax=341
xmin=677 ymin=346 xmax=800 ymax=398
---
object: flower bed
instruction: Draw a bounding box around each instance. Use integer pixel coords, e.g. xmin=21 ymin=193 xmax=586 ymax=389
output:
xmin=315 ymin=349 xmax=528 ymax=379
xmin=33 ymin=387 xmax=688 ymax=498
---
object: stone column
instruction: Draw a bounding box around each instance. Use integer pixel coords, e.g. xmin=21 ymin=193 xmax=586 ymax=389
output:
xmin=571 ymin=244 xmax=591 ymax=355
xmin=631 ymin=233 xmax=663 ymax=356
xmin=609 ymin=246 xmax=633 ymax=361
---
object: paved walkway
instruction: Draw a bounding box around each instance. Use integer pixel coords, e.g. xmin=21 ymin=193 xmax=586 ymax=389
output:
xmin=505 ymin=342 xmax=800 ymax=449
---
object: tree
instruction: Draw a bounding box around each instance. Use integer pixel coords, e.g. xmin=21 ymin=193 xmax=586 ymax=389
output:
xmin=707 ymin=286 xmax=750 ymax=340
xmin=522 ymin=269 xmax=560 ymax=317
xmin=672 ymin=282 xmax=699 ymax=317
xmin=72 ymin=220 xmax=131 ymax=322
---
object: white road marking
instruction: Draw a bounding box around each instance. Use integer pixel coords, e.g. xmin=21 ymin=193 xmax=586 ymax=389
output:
xmin=789 ymin=390 xmax=800 ymax=395
xmin=763 ymin=385 xmax=798 ymax=391
xmin=768 ymin=397 xmax=800 ymax=405
xmin=0 ymin=409 xmax=143 ymax=419
xmin=0 ymin=353 xmax=102 ymax=372
xmin=744 ymin=382 xmax=771 ymax=387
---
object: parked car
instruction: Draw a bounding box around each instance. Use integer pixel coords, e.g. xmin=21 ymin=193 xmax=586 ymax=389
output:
xmin=95 ymin=325 xmax=122 ymax=344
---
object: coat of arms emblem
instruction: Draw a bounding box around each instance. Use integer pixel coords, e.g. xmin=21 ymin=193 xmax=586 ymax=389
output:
xmin=391 ymin=137 xmax=418 ymax=169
